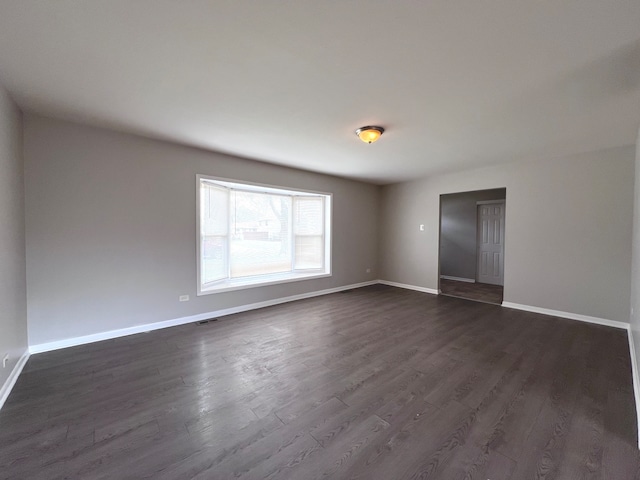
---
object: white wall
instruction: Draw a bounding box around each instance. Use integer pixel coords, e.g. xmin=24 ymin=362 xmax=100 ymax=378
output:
xmin=380 ymin=146 xmax=635 ymax=324
xmin=24 ymin=115 xmax=379 ymax=347
xmin=0 ymin=85 xmax=28 ymax=388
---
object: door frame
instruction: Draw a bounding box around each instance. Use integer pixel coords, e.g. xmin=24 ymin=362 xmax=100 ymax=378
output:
xmin=436 ymin=189 xmax=508 ymax=303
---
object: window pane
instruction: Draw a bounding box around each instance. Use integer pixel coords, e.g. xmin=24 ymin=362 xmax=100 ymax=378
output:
xmin=229 ymin=191 xmax=292 ymax=278
xmin=202 ymin=236 xmax=227 ymax=283
xmin=200 ymin=184 xmax=228 ymax=283
xmin=295 ymin=235 xmax=323 ymax=269
xmin=294 ymin=196 xmax=324 ymax=269
xmin=294 ymin=196 xmax=323 ymax=235
xmin=201 ymin=184 xmax=228 ymax=235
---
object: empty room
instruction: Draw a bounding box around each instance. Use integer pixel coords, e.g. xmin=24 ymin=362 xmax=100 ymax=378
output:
xmin=1 ymin=2 xmax=640 ymax=479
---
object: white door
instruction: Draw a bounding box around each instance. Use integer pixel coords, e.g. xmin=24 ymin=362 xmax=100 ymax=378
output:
xmin=476 ymin=202 xmax=505 ymax=285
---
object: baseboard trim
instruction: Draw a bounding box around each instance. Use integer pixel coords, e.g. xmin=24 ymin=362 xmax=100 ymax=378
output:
xmin=628 ymin=328 xmax=640 ymax=449
xmin=378 ymin=280 xmax=439 ymax=295
xmin=0 ymin=350 xmax=30 ymax=411
xmin=501 ymin=301 xmax=628 ymax=330
xmin=439 ymin=275 xmax=475 ymax=283
xmin=29 ymin=280 xmax=379 ymax=354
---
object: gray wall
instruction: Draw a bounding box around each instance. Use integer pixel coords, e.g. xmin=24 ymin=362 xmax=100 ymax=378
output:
xmin=380 ymin=146 xmax=634 ymax=323
xmin=24 ymin=115 xmax=379 ymax=346
xmin=0 ymin=84 xmax=28 ymax=386
xmin=632 ymin=126 xmax=640 ymax=374
xmin=440 ymin=188 xmax=506 ymax=280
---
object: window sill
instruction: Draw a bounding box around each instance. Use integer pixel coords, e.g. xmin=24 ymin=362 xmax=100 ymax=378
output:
xmin=198 ymin=271 xmax=331 ymax=295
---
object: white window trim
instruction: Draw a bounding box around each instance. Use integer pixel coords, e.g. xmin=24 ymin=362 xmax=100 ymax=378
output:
xmin=196 ymin=175 xmax=332 ymax=296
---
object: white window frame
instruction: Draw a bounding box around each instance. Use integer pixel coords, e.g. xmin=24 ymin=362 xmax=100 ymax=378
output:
xmin=196 ymin=175 xmax=332 ymax=295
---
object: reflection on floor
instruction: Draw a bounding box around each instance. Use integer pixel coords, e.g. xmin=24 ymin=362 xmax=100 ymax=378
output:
xmin=439 ymin=278 xmax=503 ymax=304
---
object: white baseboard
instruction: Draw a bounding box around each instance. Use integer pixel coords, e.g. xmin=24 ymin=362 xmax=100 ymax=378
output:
xmin=29 ymin=280 xmax=379 ymax=354
xmin=501 ymin=301 xmax=628 ymax=330
xmin=439 ymin=275 xmax=475 ymax=283
xmin=628 ymin=328 xmax=640 ymax=450
xmin=378 ymin=280 xmax=439 ymax=295
xmin=0 ymin=350 xmax=30 ymax=411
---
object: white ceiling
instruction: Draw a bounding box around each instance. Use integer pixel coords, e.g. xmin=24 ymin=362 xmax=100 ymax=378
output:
xmin=0 ymin=1 xmax=639 ymax=184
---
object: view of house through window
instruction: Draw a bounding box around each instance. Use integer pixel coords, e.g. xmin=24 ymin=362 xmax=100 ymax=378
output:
xmin=198 ymin=176 xmax=331 ymax=293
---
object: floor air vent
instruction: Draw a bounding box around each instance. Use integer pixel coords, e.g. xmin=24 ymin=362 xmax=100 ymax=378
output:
xmin=196 ymin=318 xmax=218 ymax=325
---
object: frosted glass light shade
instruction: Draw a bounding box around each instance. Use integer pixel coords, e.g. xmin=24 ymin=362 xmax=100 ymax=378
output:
xmin=355 ymin=126 xmax=384 ymax=144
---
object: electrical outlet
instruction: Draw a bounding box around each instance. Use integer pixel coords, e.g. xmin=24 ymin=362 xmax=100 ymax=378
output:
xmin=179 ymin=295 xmax=189 ymax=302
xmin=2 ymin=354 xmax=9 ymax=369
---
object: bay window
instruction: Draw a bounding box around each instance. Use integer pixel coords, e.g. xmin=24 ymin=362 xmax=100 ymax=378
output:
xmin=197 ymin=175 xmax=331 ymax=294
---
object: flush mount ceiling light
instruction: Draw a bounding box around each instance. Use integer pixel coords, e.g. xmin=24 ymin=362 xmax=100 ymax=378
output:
xmin=355 ymin=126 xmax=384 ymax=144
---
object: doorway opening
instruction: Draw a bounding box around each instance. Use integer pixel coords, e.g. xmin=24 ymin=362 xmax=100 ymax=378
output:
xmin=438 ymin=188 xmax=506 ymax=305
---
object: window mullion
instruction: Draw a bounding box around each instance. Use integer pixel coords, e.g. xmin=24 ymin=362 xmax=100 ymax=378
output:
xmin=290 ymin=195 xmax=296 ymax=272
xmin=320 ymin=197 xmax=325 ymax=269
xmin=227 ymin=188 xmax=232 ymax=280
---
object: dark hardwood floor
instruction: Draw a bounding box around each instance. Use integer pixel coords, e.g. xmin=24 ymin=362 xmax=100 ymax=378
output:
xmin=440 ymin=278 xmax=504 ymax=304
xmin=1 ymin=285 xmax=638 ymax=479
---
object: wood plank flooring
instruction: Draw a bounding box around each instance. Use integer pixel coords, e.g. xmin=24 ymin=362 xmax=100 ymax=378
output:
xmin=440 ymin=278 xmax=504 ymax=304
xmin=1 ymin=285 xmax=638 ymax=479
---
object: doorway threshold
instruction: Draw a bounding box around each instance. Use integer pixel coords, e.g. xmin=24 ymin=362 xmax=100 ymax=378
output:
xmin=439 ymin=292 xmax=503 ymax=306
xmin=438 ymin=278 xmax=504 ymax=305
